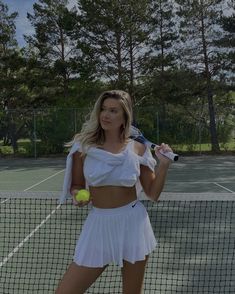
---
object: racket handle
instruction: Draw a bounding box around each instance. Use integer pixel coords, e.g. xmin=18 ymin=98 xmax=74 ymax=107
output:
xmin=147 ymin=142 xmax=179 ymax=161
xmin=130 ymin=132 xmax=179 ymax=162
xmin=159 ymin=149 xmax=179 ymax=161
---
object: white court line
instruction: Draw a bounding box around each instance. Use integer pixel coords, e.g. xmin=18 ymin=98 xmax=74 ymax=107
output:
xmin=0 ymin=204 xmax=61 ymax=268
xmin=0 ymin=169 xmax=65 ymax=204
xmin=23 ymin=169 xmax=65 ymax=191
xmin=169 ymin=180 xmax=234 ymax=183
xmin=0 ymin=169 xmax=65 ymax=265
xmin=213 ymin=182 xmax=235 ymax=193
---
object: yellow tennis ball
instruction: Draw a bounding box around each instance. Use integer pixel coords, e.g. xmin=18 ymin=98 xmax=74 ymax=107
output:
xmin=75 ymin=189 xmax=90 ymax=201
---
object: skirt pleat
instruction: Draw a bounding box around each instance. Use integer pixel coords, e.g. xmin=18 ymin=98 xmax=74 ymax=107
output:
xmin=73 ymin=201 xmax=157 ymax=267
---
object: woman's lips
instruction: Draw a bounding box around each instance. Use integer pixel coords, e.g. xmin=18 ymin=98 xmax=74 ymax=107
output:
xmin=101 ymin=120 xmax=111 ymax=124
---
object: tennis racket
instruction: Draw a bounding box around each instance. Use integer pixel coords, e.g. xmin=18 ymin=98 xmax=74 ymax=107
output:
xmin=130 ymin=125 xmax=179 ymax=162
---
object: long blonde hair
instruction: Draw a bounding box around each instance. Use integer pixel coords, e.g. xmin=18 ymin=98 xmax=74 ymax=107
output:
xmin=68 ymin=90 xmax=133 ymax=151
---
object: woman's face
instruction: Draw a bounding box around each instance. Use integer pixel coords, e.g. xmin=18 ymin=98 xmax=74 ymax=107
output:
xmin=99 ymin=98 xmax=125 ymax=132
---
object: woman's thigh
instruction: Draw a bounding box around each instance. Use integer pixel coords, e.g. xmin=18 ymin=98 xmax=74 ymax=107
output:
xmin=121 ymin=256 xmax=149 ymax=294
xmin=55 ymin=262 xmax=107 ymax=294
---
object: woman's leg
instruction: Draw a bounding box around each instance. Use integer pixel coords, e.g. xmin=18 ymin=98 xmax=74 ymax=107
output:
xmin=121 ymin=256 xmax=149 ymax=294
xmin=55 ymin=262 xmax=107 ymax=294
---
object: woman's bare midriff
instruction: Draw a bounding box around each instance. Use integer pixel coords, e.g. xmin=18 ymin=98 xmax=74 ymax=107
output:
xmin=89 ymin=185 xmax=137 ymax=208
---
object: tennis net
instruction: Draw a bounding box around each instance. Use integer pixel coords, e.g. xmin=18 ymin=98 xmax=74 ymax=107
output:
xmin=0 ymin=192 xmax=234 ymax=293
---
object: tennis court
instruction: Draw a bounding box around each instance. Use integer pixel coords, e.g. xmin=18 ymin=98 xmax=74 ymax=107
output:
xmin=0 ymin=155 xmax=235 ymax=293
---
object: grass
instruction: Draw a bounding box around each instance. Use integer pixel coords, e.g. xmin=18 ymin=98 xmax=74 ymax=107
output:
xmin=173 ymin=141 xmax=235 ymax=153
xmin=0 ymin=139 xmax=41 ymax=157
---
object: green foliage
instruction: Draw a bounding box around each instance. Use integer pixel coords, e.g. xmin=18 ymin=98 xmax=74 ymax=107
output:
xmin=0 ymin=0 xmax=234 ymax=156
xmin=216 ymin=12 xmax=235 ymax=84
xmin=26 ymin=0 xmax=82 ymax=100
xmin=144 ymin=0 xmax=178 ymax=74
xmin=0 ymin=0 xmax=18 ymax=51
xmin=31 ymin=108 xmax=89 ymax=155
xmin=78 ymin=0 xmax=152 ymax=90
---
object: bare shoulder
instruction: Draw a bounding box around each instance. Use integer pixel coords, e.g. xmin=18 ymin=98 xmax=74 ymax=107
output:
xmin=72 ymin=150 xmax=82 ymax=158
xmin=133 ymin=140 xmax=146 ymax=156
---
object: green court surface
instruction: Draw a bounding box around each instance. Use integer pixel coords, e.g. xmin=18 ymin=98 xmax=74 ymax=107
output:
xmin=1 ymin=155 xmax=235 ymax=194
xmin=0 ymin=155 xmax=235 ymax=293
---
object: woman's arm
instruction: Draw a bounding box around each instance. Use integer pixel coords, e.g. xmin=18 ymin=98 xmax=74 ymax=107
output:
xmin=70 ymin=151 xmax=89 ymax=206
xmin=70 ymin=151 xmax=86 ymax=194
xmin=136 ymin=142 xmax=172 ymax=202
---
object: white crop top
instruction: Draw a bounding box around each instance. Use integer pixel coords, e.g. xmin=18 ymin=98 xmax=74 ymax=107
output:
xmin=59 ymin=140 xmax=156 ymax=203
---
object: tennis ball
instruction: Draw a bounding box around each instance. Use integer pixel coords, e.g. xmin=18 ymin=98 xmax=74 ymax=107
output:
xmin=75 ymin=189 xmax=90 ymax=202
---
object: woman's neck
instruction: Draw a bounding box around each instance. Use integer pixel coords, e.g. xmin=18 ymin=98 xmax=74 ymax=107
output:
xmin=103 ymin=131 xmax=122 ymax=145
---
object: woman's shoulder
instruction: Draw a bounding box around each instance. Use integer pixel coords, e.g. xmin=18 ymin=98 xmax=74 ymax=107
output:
xmin=66 ymin=140 xmax=83 ymax=156
xmin=131 ymin=140 xmax=146 ymax=156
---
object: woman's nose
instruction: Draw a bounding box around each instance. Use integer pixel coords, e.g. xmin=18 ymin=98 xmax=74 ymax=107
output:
xmin=103 ymin=110 xmax=110 ymax=118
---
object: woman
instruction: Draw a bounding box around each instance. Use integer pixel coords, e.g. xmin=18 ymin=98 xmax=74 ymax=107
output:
xmin=56 ymin=90 xmax=173 ymax=294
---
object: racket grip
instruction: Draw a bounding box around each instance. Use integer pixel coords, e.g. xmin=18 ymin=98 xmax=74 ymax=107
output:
xmin=132 ymin=135 xmax=179 ymax=162
xmin=159 ymin=149 xmax=179 ymax=161
xmin=148 ymin=143 xmax=178 ymax=161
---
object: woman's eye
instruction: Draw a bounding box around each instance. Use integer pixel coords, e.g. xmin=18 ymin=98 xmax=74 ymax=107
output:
xmin=101 ymin=108 xmax=117 ymax=113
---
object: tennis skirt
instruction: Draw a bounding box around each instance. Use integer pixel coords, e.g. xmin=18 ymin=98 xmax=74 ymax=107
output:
xmin=73 ymin=200 xmax=157 ymax=268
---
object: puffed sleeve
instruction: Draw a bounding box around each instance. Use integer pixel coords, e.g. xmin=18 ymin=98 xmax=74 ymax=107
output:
xmin=138 ymin=147 xmax=157 ymax=172
xmin=59 ymin=141 xmax=81 ymax=204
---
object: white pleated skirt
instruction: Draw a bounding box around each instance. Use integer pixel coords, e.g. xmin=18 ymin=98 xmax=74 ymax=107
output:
xmin=73 ymin=200 xmax=157 ymax=268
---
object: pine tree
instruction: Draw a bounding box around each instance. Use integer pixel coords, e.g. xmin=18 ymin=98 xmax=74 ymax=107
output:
xmin=0 ymin=0 xmax=18 ymax=56
xmin=176 ymin=0 xmax=228 ymax=152
xmin=147 ymin=0 xmax=178 ymax=74
xmin=77 ymin=0 xmax=151 ymax=101
xmin=26 ymin=0 xmax=79 ymax=100
xmin=216 ymin=0 xmax=234 ymax=85
xmin=141 ymin=0 xmax=179 ymax=116
xmin=0 ymin=1 xmax=27 ymax=152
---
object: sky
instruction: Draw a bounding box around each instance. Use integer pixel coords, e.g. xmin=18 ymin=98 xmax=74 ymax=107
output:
xmin=5 ymin=0 xmax=78 ymax=47
xmin=5 ymin=0 xmax=233 ymax=48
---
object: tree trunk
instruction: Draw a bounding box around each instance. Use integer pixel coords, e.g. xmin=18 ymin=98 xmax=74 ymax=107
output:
xmin=207 ymin=86 xmax=220 ymax=152
xmin=59 ymin=26 xmax=68 ymax=99
xmin=159 ymin=0 xmax=164 ymax=74
xmin=116 ymin=32 xmax=122 ymax=87
xmin=129 ymin=32 xmax=134 ymax=102
xmin=200 ymin=1 xmax=220 ymax=152
xmin=9 ymin=124 xmax=18 ymax=154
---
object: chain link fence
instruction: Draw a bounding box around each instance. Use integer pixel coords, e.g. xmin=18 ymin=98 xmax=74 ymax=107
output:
xmin=0 ymin=107 xmax=234 ymax=157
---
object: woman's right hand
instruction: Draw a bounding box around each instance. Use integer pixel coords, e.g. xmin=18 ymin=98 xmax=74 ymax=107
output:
xmin=71 ymin=189 xmax=91 ymax=207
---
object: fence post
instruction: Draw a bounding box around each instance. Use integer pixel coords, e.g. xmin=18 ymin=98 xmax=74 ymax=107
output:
xmin=156 ymin=112 xmax=160 ymax=144
xmin=198 ymin=113 xmax=203 ymax=155
xmin=74 ymin=109 xmax=77 ymax=133
xmin=33 ymin=110 xmax=37 ymax=159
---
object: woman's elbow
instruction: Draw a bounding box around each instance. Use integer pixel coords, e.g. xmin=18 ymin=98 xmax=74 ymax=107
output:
xmin=143 ymin=186 xmax=161 ymax=202
xmin=148 ymin=191 xmax=161 ymax=202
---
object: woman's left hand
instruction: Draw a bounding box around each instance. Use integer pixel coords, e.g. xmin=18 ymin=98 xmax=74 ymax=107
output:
xmin=154 ymin=143 xmax=173 ymax=164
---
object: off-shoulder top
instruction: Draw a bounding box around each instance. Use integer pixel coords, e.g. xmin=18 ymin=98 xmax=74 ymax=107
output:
xmin=59 ymin=140 xmax=156 ymax=203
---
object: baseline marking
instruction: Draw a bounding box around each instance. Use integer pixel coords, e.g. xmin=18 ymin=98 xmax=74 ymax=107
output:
xmin=0 ymin=169 xmax=64 ymax=266
xmin=0 ymin=169 xmax=64 ymax=204
xmin=213 ymin=182 xmax=235 ymax=193
xmin=23 ymin=169 xmax=65 ymax=191
xmin=0 ymin=204 xmax=61 ymax=267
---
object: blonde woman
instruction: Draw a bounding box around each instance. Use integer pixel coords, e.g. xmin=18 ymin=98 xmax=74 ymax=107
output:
xmin=56 ymin=90 xmax=173 ymax=294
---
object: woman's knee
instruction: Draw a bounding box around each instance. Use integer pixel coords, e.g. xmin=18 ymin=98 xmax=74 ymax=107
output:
xmin=56 ymin=262 xmax=106 ymax=294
